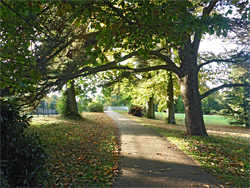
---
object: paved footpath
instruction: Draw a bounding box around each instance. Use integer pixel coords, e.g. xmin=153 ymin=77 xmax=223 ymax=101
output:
xmin=105 ymin=111 xmax=222 ymax=188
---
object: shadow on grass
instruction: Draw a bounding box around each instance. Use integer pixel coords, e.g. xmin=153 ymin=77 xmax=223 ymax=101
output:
xmin=149 ymin=126 xmax=249 ymax=188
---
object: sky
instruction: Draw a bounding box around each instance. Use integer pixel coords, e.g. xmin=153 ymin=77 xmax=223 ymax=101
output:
xmin=199 ymin=34 xmax=237 ymax=54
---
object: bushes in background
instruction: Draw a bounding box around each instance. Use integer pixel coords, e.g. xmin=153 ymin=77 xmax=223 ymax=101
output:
xmin=0 ymin=100 xmax=47 ymax=187
xmin=87 ymin=102 xmax=104 ymax=112
xmin=56 ymin=93 xmax=67 ymax=116
xmin=128 ymin=106 xmax=143 ymax=117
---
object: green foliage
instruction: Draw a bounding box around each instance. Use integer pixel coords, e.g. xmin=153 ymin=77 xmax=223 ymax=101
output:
xmin=0 ymin=100 xmax=47 ymax=187
xmin=175 ymin=96 xmax=184 ymax=113
xmin=103 ymin=91 xmax=132 ymax=106
xmin=0 ymin=1 xmax=42 ymax=97
xmin=220 ymin=87 xmax=250 ymax=127
xmin=202 ymin=93 xmax=224 ymax=115
xmin=87 ymin=102 xmax=104 ymax=112
xmin=219 ymin=62 xmax=250 ymax=127
xmin=56 ymin=93 xmax=67 ymax=116
xmin=77 ymin=100 xmax=88 ymax=113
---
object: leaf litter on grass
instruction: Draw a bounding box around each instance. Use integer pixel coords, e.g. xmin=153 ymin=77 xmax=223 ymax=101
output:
xmin=30 ymin=113 xmax=120 ymax=187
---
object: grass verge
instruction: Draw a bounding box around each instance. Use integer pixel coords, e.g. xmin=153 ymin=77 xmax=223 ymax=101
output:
xmin=29 ymin=113 xmax=119 ymax=187
xmin=115 ymin=110 xmax=250 ymax=188
xmin=155 ymin=112 xmax=244 ymax=127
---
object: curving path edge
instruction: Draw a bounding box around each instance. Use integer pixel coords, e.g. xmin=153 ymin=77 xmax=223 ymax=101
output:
xmin=105 ymin=110 xmax=221 ymax=188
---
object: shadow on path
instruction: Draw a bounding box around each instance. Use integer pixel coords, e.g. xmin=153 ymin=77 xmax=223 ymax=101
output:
xmin=105 ymin=111 xmax=221 ymax=188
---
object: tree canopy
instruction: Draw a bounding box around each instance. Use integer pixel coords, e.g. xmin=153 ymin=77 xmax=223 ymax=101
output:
xmin=1 ymin=0 xmax=249 ymax=135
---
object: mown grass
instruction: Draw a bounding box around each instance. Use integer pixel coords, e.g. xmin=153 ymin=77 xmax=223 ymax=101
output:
xmin=155 ymin=112 xmax=242 ymax=127
xmin=29 ymin=113 xmax=119 ymax=187
xmin=115 ymin=110 xmax=250 ymax=188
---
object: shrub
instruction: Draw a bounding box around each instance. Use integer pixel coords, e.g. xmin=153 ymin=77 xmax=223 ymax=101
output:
xmin=87 ymin=102 xmax=104 ymax=112
xmin=0 ymin=100 xmax=47 ymax=187
xmin=56 ymin=93 xmax=67 ymax=116
xmin=128 ymin=106 xmax=143 ymax=117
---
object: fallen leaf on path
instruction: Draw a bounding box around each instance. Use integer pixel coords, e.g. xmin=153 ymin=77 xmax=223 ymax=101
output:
xmin=204 ymin=185 xmax=210 ymax=188
xmin=159 ymin=168 xmax=172 ymax=172
xmin=218 ymin=184 xmax=224 ymax=188
xmin=156 ymin=153 xmax=164 ymax=156
xmin=191 ymin=171 xmax=199 ymax=174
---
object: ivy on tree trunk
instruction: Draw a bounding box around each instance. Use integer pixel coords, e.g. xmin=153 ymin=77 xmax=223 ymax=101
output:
xmin=166 ymin=72 xmax=175 ymax=124
xmin=65 ymin=80 xmax=78 ymax=116
xmin=146 ymin=96 xmax=155 ymax=119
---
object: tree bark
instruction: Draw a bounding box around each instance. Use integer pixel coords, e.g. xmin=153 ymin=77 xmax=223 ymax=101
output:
xmin=243 ymin=88 xmax=250 ymax=128
xmin=146 ymin=96 xmax=155 ymax=119
xmin=66 ymin=80 xmax=78 ymax=116
xmin=179 ymin=74 xmax=207 ymax=136
xmin=178 ymin=41 xmax=208 ymax=136
xmin=166 ymin=72 xmax=175 ymax=124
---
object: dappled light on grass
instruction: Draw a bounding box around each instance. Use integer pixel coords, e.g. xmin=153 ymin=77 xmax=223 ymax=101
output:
xmin=116 ymin=111 xmax=250 ymax=188
xmin=29 ymin=113 xmax=119 ymax=187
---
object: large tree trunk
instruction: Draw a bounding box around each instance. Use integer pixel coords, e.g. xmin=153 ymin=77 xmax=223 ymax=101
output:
xmin=146 ymin=96 xmax=155 ymax=119
xmin=178 ymin=41 xmax=208 ymax=136
xmin=166 ymin=72 xmax=176 ymax=124
xmin=179 ymin=74 xmax=207 ymax=136
xmin=66 ymin=80 xmax=78 ymax=116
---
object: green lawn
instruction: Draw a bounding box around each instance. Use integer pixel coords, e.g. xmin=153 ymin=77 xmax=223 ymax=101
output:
xmin=116 ymin=110 xmax=250 ymax=188
xmin=155 ymin=112 xmax=242 ymax=127
xmin=29 ymin=113 xmax=119 ymax=187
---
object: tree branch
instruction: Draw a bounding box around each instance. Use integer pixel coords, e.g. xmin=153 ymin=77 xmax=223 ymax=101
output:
xmin=1 ymin=1 xmax=49 ymax=37
xmin=197 ymin=52 xmax=250 ymax=72
xmin=202 ymin=0 xmax=218 ymax=16
xmin=197 ymin=59 xmax=235 ymax=72
xmin=45 ymin=51 xmax=139 ymax=81
xmin=149 ymin=51 xmax=182 ymax=76
xmin=108 ymin=65 xmax=171 ymax=73
xmin=193 ymin=1 xmax=218 ymax=51
xmin=73 ymin=31 xmax=100 ymax=40
xmin=103 ymin=0 xmax=136 ymax=25
xmin=201 ymin=83 xmax=250 ymax=99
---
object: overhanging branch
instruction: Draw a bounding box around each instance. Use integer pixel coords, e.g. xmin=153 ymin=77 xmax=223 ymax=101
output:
xmin=202 ymin=0 xmax=218 ymax=16
xmin=197 ymin=59 xmax=236 ymax=72
xmin=201 ymin=83 xmax=250 ymax=99
xmin=1 ymin=1 xmax=49 ymax=37
xmin=197 ymin=52 xmax=250 ymax=72
xmin=108 ymin=65 xmax=170 ymax=72
xmin=149 ymin=51 xmax=182 ymax=76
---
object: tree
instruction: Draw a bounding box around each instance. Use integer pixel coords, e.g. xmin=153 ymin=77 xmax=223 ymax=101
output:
xmin=92 ymin=0 xmax=249 ymax=136
xmin=65 ymin=80 xmax=78 ymax=116
xmin=201 ymin=92 xmax=223 ymax=115
xmin=2 ymin=0 xmax=249 ymax=136
xmin=1 ymin=0 xmax=98 ymax=106
xmin=219 ymin=61 xmax=250 ymax=127
xmin=146 ymin=95 xmax=155 ymax=119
